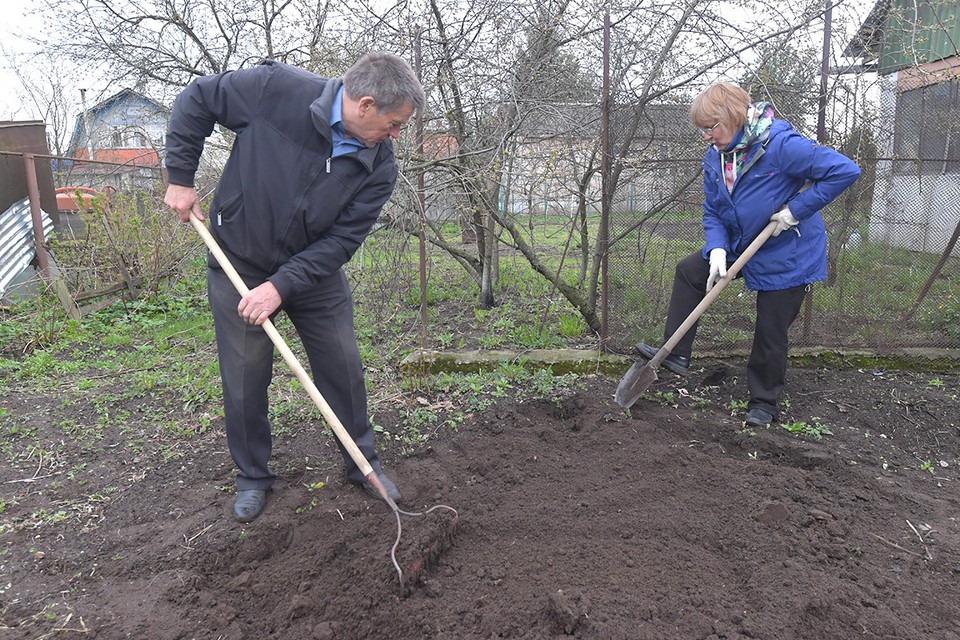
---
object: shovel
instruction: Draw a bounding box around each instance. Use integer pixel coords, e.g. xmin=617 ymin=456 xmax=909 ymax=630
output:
xmin=614 ymin=219 xmax=781 ymax=409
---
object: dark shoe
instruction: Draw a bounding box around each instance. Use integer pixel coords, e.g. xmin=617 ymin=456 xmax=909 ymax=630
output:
xmin=635 ymin=342 xmax=690 ymax=375
xmin=361 ymin=472 xmax=401 ymax=503
xmin=233 ymin=489 xmax=267 ymax=523
xmin=744 ymin=407 xmax=774 ymax=427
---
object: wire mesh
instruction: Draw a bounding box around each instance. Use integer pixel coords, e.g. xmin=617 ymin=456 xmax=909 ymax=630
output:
xmin=604 ymin=151 xmax=960 ymax=354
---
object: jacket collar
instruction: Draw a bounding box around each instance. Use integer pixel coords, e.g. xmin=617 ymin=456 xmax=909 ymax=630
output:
xmin=309 ymin=78 xmax=387 ymax=173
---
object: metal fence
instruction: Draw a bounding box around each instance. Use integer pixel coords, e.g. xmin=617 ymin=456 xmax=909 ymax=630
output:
xmin=0 ymin=198 xmax=53 ymax=297
xmin=604 ymin=154 xmax=960 ymax=355
xmin=4 ymin=126 xmax=957 ymax=357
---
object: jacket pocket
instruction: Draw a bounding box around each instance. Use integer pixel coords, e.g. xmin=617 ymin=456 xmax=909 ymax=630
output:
xmin=212 ymin=191 xmax=250 ymax=258
xmin=216 ymin=191 xmax=243 ymax=226
xmin=749 ymin=232 xmax=798 ymax=284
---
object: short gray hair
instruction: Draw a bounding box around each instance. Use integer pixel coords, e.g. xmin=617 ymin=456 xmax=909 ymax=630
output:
xmin=343 ymin=52 xmax=425 ymax=114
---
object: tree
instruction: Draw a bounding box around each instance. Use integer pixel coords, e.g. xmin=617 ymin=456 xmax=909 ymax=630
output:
xmin=0 ymin=46 xmax=77 ymax=158
xmin=741 ymin=40 xmax=821 ymax=131
xmin=27 ymin=0 xmax=835 ymax=336
xmin=32 ymin=0 xmax=344 ymax=99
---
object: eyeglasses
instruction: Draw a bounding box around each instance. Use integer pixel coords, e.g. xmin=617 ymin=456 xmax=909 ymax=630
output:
xmin=700 ymin=123 xmax=721 ymax=136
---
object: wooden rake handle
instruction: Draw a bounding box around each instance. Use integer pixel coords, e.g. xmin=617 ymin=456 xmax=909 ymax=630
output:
xmin=188 ymin=214 xmax=383 ymax=489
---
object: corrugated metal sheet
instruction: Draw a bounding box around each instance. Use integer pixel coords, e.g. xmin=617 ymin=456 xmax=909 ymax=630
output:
xmin=0 ymin=198 xmax=53 ymax=296
xmin=877 ymin=0 xmax=960 ymax=74
xmin=0 ymin=121 xmax=59 ymax=220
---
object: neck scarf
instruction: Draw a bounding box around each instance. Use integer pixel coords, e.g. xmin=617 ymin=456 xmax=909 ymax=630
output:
xmin=720 ymin=102 xmax=774 ymax=192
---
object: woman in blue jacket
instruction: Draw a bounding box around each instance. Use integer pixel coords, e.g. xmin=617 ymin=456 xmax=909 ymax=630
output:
xmin=636 ymin=82 xmax=860 ymax=427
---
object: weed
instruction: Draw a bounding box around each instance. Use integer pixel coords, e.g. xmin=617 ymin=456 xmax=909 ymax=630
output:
xmin=558 ymin=314 xmax=585 ymax=337
xmin=927 ymin=378 xmax=943 ymax=388
xmin=29 ymin=508 xmax=68 ymax=528
xmin=296 ymin=497 xmax=319 ymax=513
xmin=919 ymin=460 xmax=935 ymax=474
xmin=929 ymin=293 xmax=960 ymax=339
xmin=3 ymin=422 xmax=38 ymax=439
xmin=686 ymin=394 xmax=712 ymax=410
xmin=727 ymin=399 xmax=748 ymax=415
xmin=158 ymin=444 xmax=181 ymax=463
xmin=647 ymin=391 xmax=677 ymax=407
xmin=780 ymin=417 xmax=833 ymax=440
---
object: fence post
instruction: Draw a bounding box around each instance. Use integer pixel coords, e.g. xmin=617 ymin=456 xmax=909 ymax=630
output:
xmin=23 ymin=152 xmax=49 ymax=279
xmin=22 ymin=152 xmax=81 ymax=320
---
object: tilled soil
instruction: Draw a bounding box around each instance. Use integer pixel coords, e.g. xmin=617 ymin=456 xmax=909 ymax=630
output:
xmin=2 ymin=363 xmax=959 ymax=639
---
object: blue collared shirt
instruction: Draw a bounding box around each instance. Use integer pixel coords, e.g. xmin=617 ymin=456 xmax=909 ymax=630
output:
xmin=330 ymin=86 xmax=366 ymax=158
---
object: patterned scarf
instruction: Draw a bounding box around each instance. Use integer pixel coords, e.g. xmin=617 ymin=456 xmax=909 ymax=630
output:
xmin=721 ymin=102 xmax=775 ymax=192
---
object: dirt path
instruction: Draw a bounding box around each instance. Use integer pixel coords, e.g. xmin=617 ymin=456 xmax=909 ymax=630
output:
xmin=2 ymin=364 xmax=959 ymax=639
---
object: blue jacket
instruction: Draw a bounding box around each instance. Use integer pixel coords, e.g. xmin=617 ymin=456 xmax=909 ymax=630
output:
xmin=701 ymin=119 xmax=860 ymax=291
xmin=164 ymin=61 xmax=399 ymax=302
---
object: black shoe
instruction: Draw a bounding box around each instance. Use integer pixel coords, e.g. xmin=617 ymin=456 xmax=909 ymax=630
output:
xmin=744 ymin=407 xmax=774 ymax=427
xmin=635 ymin=342 xmax=690 ymax=375
xmin=361 ymin=472 xmax=401 ymax=503
xmin=233 ymin=489 xmax=267 ymax=523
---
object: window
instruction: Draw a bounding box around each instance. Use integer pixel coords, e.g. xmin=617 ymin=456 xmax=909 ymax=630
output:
xmin=894 ymin=79 xmax=960 ymax=175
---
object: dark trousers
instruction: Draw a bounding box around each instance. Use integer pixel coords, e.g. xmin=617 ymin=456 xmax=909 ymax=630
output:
xmin=207 ymin=267 xmax=381 ymax=490
xmin=663 ymin=251 xmax=808 ymax=416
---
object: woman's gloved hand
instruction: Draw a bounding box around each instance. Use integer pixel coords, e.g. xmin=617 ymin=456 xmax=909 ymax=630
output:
xmin=770 ymin=205 xmax=799 ymax=236
xmin=706 ymin=248 xmax=727 ymax=292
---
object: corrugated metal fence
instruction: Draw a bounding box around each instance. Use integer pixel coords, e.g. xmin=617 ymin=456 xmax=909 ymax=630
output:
xmin=0 ymin=198 xmax=53 ymax=298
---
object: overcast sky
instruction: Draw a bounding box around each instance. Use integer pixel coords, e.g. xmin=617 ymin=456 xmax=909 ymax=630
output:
xmin=0 ymin=1 xmax=43 ymax=120
xmin=1 ymin=0 xmax=876 ymax=124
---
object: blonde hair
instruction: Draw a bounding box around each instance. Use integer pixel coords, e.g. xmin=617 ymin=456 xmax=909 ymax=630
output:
xmin=690 ymin=83 xmax=751 ymax=130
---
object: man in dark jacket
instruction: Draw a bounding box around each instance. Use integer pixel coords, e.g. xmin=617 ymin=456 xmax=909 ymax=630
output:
xmin=164 ymin=53 xmax=424 ymax=522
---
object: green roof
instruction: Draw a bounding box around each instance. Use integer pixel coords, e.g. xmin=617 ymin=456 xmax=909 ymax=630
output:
xmin=848 ymin=0 xmax=960 ymax=74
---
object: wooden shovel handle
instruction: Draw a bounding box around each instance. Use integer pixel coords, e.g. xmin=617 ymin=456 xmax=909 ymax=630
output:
xmin=189 ymin=214 xmax=376 ymax=480
xmin=650 ymin=220 xmax=779 ymax=368
xmin=650 ymin=181 xmax=812 ymax=368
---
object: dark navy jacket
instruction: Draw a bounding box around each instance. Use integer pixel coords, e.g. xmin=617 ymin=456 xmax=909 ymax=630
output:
xmin=164 ymin=61 xmax=398 ymax=302
xmin=701 ymin=119 xmax=860 ymax=291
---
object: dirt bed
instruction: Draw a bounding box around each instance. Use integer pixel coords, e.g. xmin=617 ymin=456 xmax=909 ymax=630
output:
xmin=2 ymin=363 xmax=959 ymax=639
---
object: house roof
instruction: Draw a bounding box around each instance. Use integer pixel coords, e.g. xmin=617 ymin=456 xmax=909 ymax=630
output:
xmin=845 ymin=0 xmax=960 ymax=74
xmin=843 ymin=0 xmax=889 ymax=60
xmin=66 ymin=88 xmax=166 ymax=157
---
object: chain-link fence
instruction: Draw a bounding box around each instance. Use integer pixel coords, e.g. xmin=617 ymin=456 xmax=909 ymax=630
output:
xmin=605 ymin=152 xmax=960 ymax=355
xmin=7 ymin=95 xmax=958 ymax=358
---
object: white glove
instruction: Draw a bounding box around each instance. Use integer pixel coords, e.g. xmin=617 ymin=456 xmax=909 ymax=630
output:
xmin=770 ymin=205 xmax=799 ymax=237
xmin=706 ymin=248 xmax=727 ymax=292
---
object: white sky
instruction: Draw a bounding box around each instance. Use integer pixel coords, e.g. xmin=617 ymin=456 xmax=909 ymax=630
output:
xmin=0 ymin=1 xmax=44 ymax=120
xmin=0 ymin=0 xmax=106 ymax=122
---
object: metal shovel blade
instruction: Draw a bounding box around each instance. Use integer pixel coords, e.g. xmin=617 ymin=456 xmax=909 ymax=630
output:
xmin=614 ymin=360 xmax=658 ymax=409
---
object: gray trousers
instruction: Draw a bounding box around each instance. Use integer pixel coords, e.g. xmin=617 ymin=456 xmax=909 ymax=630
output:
xmin=663 ymin=251 xmax=808 ymax=416
xmin=207 ymin=266 xmax=381 ymax=490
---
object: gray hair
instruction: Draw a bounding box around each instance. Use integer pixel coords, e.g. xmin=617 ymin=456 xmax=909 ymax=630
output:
xmin=343 ymin=52 xmax=425 ymax=114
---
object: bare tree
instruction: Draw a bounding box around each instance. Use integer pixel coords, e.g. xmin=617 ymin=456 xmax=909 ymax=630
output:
xmin=25 ymin=0 xmax=839 ymax=336
xmin=31 ymin=0 xmax=342 ymax=99
xmin=0 ymin=46 xmax=77 ymax=158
